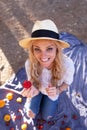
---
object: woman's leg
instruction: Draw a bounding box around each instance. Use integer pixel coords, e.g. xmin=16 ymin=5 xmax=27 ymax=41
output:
xmin=41 ymin=95 xmax=58 ymax=121
xmin=28 ymin=92 xmax=43 ymax=118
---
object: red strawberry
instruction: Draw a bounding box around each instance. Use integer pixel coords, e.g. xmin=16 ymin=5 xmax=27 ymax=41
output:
xmin=22 ymin=80 xmax=32 ymax=89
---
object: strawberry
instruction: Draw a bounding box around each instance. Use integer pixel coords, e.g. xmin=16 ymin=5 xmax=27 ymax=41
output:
xmin=22 ymin=80 xmax=32 ymax=89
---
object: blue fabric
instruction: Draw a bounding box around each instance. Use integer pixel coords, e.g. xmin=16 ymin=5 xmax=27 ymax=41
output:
xmin=29 ymin=92 xmax=43 ymax=115
xmin=0 ymin=32 xmax=87 ymax=130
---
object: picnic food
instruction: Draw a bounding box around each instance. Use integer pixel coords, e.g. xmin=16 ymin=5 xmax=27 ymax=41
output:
xmin=22 ymin=80 xmax=32 ymax=89
xmin=6 ymin=93 xmax=13 ymax=100
xmin=0 ymin=99 xmax=5 ymax=108
xmin=16 ymin=97 xmax=22 ymax=103
xmin=21 ymin=123 xmax=27 ymax=130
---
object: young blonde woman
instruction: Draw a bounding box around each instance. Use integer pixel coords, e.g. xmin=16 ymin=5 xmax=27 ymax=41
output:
xmin=19 ymin=19 xmax=75 ymax=121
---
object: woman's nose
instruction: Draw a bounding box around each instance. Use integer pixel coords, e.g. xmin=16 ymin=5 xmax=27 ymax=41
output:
xmin=40 ymin=51 xmax=47 ymax=57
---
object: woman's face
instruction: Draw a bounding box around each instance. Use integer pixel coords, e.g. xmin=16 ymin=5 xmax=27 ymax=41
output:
xmin=32 ymin=40 xmax=57 ymax=69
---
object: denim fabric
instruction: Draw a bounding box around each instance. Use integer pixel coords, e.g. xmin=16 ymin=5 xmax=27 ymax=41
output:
xmin=29 ymin=92 xmax=58 ymax=121
xmin=29 ymin=92 xmax=43 ymax=115
xmin=41 ymin=95 xmax=58 ymax=121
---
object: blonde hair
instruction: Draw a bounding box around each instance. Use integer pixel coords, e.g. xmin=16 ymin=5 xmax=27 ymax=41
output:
xmin=28 ymin=40 xmax=65 ymax=89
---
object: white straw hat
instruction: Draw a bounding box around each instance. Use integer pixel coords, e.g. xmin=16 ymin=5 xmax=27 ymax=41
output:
xmin=19 ymin=19 xmax=70 ymax=48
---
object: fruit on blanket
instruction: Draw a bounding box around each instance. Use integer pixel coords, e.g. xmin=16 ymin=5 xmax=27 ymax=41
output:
xmin=61 ymin=120 xmax=65 ymax=125
xmin=65 ymin=127 xmax=71 ymax=130
xmin=4 ymin=114 xmax=11 ymax=122
xmin=6 ymin=93 xmax=13 ymax=100
xmin=16 ymin=97 xmax=22 ymax=103
xmin=72 ymin=114 xmax=78 ymax=120
xmin=0 ymin=99 xmax=5 ymax=108
xmin=21 ymin=123 xmax=27 ymax=130
xmin=64 ymin=115 xmax=68 ymax=118
xmin=4 ymin=114 xmax=11 ymax=126
xmin=10 ymin=127 xmax=15 ymax=130
xmin=22 ymin=80 xmax=32 ymax=89
xmin=60 ymin=128 xmax=65 ymax=130
xmin=37 ymin=124 xmax=43 ymax=129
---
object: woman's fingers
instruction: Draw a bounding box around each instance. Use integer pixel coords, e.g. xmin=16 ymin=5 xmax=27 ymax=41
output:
xmin=30 ymin=86 xmax=39 ymax=97
xmin=21 ymin=88 xmax=31 ymax=97
xmin=46 ymin=87 xmax=57 ymax=96
xmin=21 ymin=86 xmax=39 ymax=98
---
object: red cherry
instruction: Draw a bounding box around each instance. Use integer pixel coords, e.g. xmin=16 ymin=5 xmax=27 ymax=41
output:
xmin=48 ymin=121 xmax=55 ymax=125
xmin=48 ymin=121 xmax=52 ymax=124
xmin=61 ymin=120 xmax=65 ymax=125
xmin=64 ymin=115 xmax=68 ymax=118
xmin=5 ymin=121 xmax=10 ymax=126
xmin=60 ymin=128 xmax=65 ymax=130
xmin=16 ymin=115 xmax=22 ymax=120
xmin=22 ymin=80 xmax=32 ymax=89
xmin=37 ymin=125 xmax=43 ymax=129
xmin=72 ymin=114 xmax=78 ymax=120
xmin=10 ymin=127 xmax=15 ymax=130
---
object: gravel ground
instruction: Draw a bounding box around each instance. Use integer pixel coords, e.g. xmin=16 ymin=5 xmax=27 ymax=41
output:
xmin=0 ymin=0 xmax=87 ymax=85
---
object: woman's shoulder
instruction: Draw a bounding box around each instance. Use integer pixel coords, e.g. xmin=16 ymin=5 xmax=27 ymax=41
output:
xmin=63 ymin=54 xmax=74 ymax=67
xmin=61 ymin=55 xmax=75 ymax=85
xmin=25 ymin=59 xmax=30 ymax=68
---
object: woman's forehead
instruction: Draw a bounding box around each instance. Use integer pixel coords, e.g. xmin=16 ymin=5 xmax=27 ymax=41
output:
xmin=32 ymin=39 xmax=56 ymax=46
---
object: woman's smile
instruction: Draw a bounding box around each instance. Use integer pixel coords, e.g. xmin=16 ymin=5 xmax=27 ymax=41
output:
xmin=41 ymin=58 xmax=50 ymax=62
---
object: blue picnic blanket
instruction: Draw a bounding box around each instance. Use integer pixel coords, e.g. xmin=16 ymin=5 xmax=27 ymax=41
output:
xmin=0 ymin=32 xmax=87 ymax=130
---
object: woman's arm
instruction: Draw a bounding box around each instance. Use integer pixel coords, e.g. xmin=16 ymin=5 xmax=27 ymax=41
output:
xmin=57 ymin=82 xmax=69 ymax=94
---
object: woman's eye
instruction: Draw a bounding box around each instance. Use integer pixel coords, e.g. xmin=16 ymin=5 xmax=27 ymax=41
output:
xmin=34 ymin=48 xmax=41 ymax=52
xmin=47 ymin=47 xmax=53 ymax=51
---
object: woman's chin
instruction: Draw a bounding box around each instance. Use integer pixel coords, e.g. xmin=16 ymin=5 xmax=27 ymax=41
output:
xmin=41 ymin=64 xmax=51 ymax=69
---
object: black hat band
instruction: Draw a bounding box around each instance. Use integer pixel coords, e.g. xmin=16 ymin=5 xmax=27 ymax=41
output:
xmin=31 ymin=30 xmax=59 ymax=40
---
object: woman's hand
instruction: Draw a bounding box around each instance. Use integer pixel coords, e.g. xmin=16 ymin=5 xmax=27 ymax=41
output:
xmin=46 ymin=84 xmax=57 ymax=97
xmin=21 ymin=85 xmax=39 ymax=98
xmin=58 ymin=82 xmax=69 ymax=94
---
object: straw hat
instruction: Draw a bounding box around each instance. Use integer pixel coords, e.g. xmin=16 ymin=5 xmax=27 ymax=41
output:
xmin=19 ymin=19 xmax=70 ymax=49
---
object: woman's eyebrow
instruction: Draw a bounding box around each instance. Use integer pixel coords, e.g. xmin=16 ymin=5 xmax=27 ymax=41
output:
xmin=47 ymin=45 xmax=55 ymax=48
xmin=48 ymin=45 xmax=54 ymax=47
xmin=33 ymin=45 xmax=40 ymax=48
xmin=33 ymin=45 xmax=55 ymax=49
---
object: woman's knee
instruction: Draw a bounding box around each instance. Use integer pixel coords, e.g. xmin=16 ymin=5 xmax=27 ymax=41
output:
xmin=42 ymin=114 xmax=53 ymax=121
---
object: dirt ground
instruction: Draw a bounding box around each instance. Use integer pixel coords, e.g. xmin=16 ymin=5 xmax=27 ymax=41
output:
xmin=0 ymin=0 xmax=87 ymax=85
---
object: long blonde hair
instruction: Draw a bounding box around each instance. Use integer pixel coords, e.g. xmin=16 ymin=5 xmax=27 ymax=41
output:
xmin=28 ymin=40 xmax=65 ymax=89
